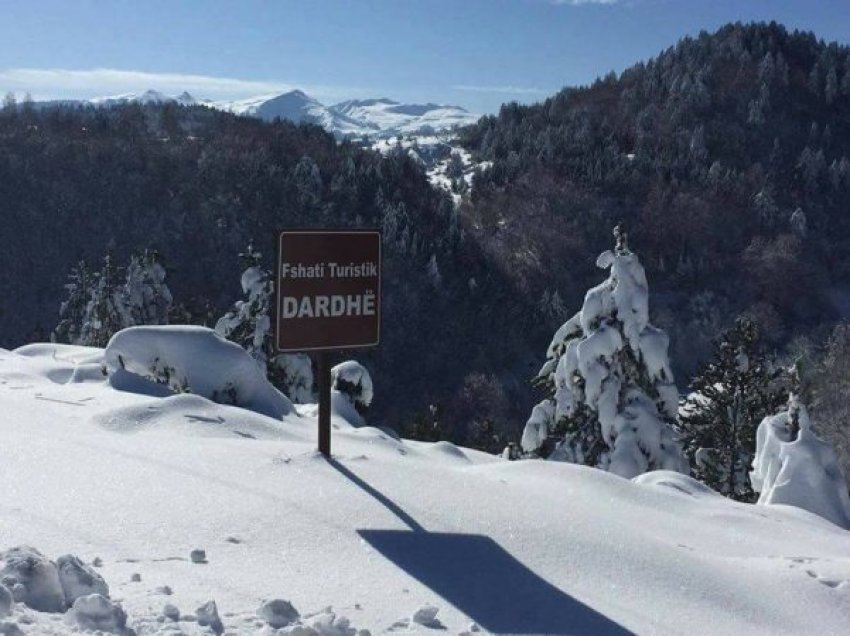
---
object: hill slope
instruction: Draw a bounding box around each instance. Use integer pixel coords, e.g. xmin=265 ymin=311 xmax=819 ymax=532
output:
xmin=2 ymin=343 xmax=850 ymax=634
xmin=459 ymin=21 xmax=850 ymax=375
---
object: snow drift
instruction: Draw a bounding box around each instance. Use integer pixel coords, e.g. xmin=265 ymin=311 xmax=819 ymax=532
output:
xmin=103 ymin=325 xmax=293 ymax=419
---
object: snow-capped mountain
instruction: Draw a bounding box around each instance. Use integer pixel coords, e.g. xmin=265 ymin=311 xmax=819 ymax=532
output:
xmin=216 ymin=91 xmax=478 ymax=139
xmin=330 ymin=97 xmax=478 ymax=138
xmin=43 ymin=88 xmax=479 ymax=139
xmin=90 ymin=89 xmax=199 ymax=107
xmin=215 ymin=89 xmax=368 ymax=136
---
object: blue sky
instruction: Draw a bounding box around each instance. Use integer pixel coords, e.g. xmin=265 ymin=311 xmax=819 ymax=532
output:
xmin=1 ymin=0 xmax=849 ymax=113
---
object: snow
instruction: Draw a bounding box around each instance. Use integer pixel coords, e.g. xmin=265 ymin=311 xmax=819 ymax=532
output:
xmin=751 ymin=395 xmax=850 ymax=530
xmin=2 ymin=343 xmax=850 ymax=634
xmin=104 ymin=325 xmax=293 ymax=419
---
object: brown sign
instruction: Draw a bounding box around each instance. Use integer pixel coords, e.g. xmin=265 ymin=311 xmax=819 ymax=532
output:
xmin=275 ymin=229 xmax=381 ymax=352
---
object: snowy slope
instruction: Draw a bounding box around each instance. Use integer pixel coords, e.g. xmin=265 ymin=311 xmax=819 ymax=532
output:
xmin=2 ymin=344 xmax=850 ymax=634
xmin=329 ymin=98 xmax=477 ymax=138
xmin=215 ymin=90 xmax=367 ymax=137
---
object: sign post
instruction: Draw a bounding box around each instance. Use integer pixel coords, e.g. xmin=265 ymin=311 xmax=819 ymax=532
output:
xmin=274 ymin=229 xmax=382 ymax=457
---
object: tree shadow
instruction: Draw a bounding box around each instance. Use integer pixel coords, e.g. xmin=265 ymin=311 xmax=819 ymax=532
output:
xmin=327 ymin=459 xmax=631 ymax=635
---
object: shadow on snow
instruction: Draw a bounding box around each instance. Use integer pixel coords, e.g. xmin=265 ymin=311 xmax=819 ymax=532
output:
xmin=327 ymin=458 xmax=631 ymax=635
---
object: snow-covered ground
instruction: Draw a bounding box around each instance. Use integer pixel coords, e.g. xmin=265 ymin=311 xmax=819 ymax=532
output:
xmin=2 ymin=343 xmax=850 ymax=634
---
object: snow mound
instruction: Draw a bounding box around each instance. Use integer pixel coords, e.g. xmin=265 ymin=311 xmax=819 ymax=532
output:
xmin=92 ymin=393 xmax=306 ymax=441
xmin=104 ymin=326 xmax=293 ymax=419
xmin=0 ymin=547 xmax=64 ymax=613
xmin=422 ymin=441 xmax=472 ymax=464
xmin=56 ymin=555 xmax=109 ymax=605
xmin=632 ymin=470 xmax=722 ymax=498
xmin=68 ymin=594 xmax=127 ymax=633
xmin=9 ymin=343 xmax=104 ymax=386
xmin=751 ymin=397 xmax=850 ymax=530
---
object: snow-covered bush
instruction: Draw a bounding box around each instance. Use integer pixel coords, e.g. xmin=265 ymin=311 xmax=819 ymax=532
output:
xmin=750 ymin=386 xmax=850 ymax=530
xmin=331 ymin=360 xmax=373 ymax=412
xmin=104 ymin=325 xmax=293 ymax=419
xmin=521 ymin=226 xmax=688 ymax=478
xmin=274 ymin=353 xmax=315 ymax=404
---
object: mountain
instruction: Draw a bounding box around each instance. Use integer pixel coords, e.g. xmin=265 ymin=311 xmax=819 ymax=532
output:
xmin=217 ymin=91 xmax=478 ymax=139
xmin=457 ymin=21 xmax=850 ymax=380
xmin=90 ymin=89 xmax=199 ymax=107
xmin=216 ymin=89 xmax=367 ymax=136
xmin=56 ymin=88 xmax=478 ymax=139
xmin=329 ymin=97 xmax=478 ymax=138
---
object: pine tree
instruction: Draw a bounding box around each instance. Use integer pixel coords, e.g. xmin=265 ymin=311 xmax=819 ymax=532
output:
xmin=53 ymin=260 xmax=93 ymax=344
xmin=79 ymin=255 xmax=124 ymax=348
xmin=215 ymin=242 xmax=274 ymax=366
xmin=118 ymin=250 xmax=173 ymax=327
xmin=215 ymin=242 xmax=315 ymax=403
xmin=521 ymin=226 xmax=688 ymax=478
xmin=678 ymin=319 xmax=786 ymax=501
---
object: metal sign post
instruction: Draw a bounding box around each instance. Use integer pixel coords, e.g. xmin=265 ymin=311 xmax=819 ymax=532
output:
xmin=274 ymin=229 xmax=381 ymax=457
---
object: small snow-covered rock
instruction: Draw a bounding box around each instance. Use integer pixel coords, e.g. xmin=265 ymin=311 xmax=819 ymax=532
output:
xmin=196 ymin=599 xmax=223 ymax=635
xmin=57 ymin=554 xmax=109 ymax=605
xmin=8 ymin=586 xmax=24 ymax=604
xmin=162 ymin=603 xmax=180 ymax=621
xmin=154 ymin=585 xmax=173 ymax=595
xmin=130 ymin=573 xmax=141 ymax=582
xmin=69 ymin=593 xmax=127 ymax=633
xmin=411 ymin=604 xmax=441 ymax=628
xmin=258 ymin=598 xmax=300 ymax=628
xmin=0 ymin=546 xmax=64 ymax=612
xmin=91 ymin=557 xmax=103 ymax=568
xmin=190 ymin=549 xmax=207 ymax=563
xmin=0 ymin=584 xmax=11 ymax=618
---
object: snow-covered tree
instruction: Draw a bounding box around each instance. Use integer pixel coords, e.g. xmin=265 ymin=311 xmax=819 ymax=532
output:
xmin=750 ymin=364 xmax=850 ymax=530
xmin=117 ymin=250 xmax=172 ymax=327
xmin=216 ymin=242 xmax=273 ymax=366
xmin=678 ymin=319 xmax=786 ymax=501
xmin=53 ymin=260 xmax=93 ymax=344
xmin=78 ymin=255 xmax=124 ymax=348
xmin=216 ymin=242 xmax=315 ymax=403
xmin=522 ymin=226 xmax=688 ymax=478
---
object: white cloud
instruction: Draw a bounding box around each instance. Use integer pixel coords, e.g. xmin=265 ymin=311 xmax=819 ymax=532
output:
xmin=451 ymin=84 xmax=545 ymax=95
xmin=0 ymin=67 xmax=364 ymax=102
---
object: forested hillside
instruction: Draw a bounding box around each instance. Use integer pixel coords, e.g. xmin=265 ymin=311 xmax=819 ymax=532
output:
xmin=460 ymin=21 xmax=850 ymax=374
xmin=0 ymin=101 xmax=536 ymax=441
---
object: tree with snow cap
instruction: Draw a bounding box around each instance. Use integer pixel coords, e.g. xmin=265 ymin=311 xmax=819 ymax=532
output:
xmin=750 ymin=361 xmax=850 ymax=529
xmin=118 ymin=250 xmax=173 ymax=327
xmin=216 ymin=242 xmax=315 ymax=403
xmin=522 ymin=225 xmax=688 ymax=478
